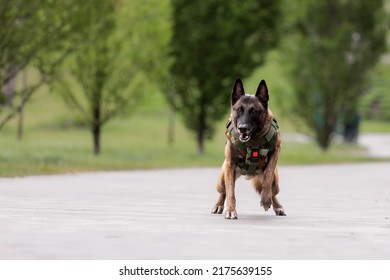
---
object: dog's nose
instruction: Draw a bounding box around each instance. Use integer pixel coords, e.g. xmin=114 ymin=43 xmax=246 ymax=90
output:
xmin=238 ymin=124 xmax=249 ymax=135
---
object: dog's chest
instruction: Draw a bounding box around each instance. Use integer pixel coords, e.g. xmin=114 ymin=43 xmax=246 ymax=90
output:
xmin=234 ymin=151 xmax=268 ymax=178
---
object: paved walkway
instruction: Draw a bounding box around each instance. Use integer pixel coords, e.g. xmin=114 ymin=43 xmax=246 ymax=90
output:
xmin=0 ymin=163 xmax=389 ymax=259
xmin=283 ymin=132 xmax=390 ymax=158
xmin=359 ymin=133 xmax=390 ymax=158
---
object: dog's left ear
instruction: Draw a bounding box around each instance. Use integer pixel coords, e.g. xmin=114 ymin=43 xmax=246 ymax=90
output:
xmin=255 ymin=80 xmax=269 ymax=109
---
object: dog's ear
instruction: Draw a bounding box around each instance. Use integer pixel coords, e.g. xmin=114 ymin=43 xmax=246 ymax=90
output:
xmin=255 ymin=80 xmax=269 ymax=109
xmin=232 ymin=77 xmax=245 ymax=106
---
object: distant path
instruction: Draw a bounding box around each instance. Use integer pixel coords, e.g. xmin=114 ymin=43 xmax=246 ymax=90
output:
xmin=359 ymin=133 xmax=390 ymax=158
xmin=283 ymin=132 xmax=390 ymax=158
xmin=0 ymin=163 xmax=389 ymax=259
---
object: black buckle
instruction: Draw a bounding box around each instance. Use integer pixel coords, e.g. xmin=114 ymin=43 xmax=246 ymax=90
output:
xmin=225 ymin=119 xmax=232 ymax=129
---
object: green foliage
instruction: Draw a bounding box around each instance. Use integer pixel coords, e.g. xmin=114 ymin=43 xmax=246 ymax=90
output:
xmin=169 ymin=0 xmax=280 ymax=153
xmin=0 ymin=0 xmax=95 ymax=127
xmin=0 ymin=0 xmax=89 ymax=84
xmin=281 ymin=0 xmax=387 ymax=150
xmin=53 ymin=0 xmax=172 ymax=154
xmin=360 ymin=61 xmax=390 ymax=121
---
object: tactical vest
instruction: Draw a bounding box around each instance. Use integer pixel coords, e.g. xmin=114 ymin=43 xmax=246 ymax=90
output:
xmin=225 ymin=118 xmax=279 ymax=176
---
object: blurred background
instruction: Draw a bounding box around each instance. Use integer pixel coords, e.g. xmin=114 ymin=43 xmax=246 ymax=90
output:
xmin=0 ymin=0 xmax=389 ymax=177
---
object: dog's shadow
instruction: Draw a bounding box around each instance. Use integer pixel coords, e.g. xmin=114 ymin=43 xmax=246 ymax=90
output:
xmin=237 ymin=213 xmax=286 ymax=223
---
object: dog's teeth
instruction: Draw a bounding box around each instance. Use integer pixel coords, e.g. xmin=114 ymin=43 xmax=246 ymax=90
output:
xmin=239 ymin=135 xmax=250 ymax=142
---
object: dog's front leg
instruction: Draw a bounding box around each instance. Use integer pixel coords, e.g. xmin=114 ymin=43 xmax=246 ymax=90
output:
xmin=211 ymin=162 xmax=226 ymax=214
xmin=260 ymin=141 xmax=281 ymax=211
xmin=224 ymin=164 xmax=238 ymax=219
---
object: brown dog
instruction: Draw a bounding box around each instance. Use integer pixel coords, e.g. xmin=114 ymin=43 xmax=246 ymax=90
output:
xmin=211 ymin=78 xmax=286 ymax=219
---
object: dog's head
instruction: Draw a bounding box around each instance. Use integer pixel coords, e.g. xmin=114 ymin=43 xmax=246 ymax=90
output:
xmin=231 ymin=78 xmax=269 ymax=142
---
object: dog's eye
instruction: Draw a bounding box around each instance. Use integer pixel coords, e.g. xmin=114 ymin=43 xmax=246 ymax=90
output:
xmin=237 ymin=106 xmax=244 ymax=115
xmin=250 ymin=108 xmax=259 ymax=115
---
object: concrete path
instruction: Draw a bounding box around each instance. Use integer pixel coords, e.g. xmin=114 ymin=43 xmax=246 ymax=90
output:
xmin=359 ymin=133 xmax=390 ymax=158
xmin=283 ymin=132 xmax=390 ymax=158
xmin=0 ymin=163 xmax=389 ymax=259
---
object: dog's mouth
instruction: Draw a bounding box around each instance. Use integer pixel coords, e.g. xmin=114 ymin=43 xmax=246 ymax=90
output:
xmin=239 ymin=134 xmax=250 ymax=142
xmin=238 ymin=128 xmax=256 ymax=143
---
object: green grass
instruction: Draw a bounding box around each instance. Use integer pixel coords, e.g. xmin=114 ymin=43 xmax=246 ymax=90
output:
xmin=1 ymin=56 xmax=389 ymax=177
xmin=1 ymin=86 xmax=387 ymax=177
xmin=280 ymin=141 xmax=380 ymax=165
xmin=360 ymin=120 xmax=390 ymax=133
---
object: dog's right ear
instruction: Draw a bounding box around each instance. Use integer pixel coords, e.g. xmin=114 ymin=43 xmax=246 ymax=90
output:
xmin=232 ymin=77 xmax=245 ymax=106
xmin=255 ymin=79 xmax=269 ymax=109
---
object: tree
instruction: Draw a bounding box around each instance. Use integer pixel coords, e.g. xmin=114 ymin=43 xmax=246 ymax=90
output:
xmin=55 ymin=0 xmax=172 ymax=155
xmin=282 ymin=0 xmax=387 ymax=150
xmin=169 ymin=0 xmax=280 ymax=154
xmin=360 ymin=62 xmax=390 ymax=121
xmin=0 ymin=0 xmax=94 ymax=134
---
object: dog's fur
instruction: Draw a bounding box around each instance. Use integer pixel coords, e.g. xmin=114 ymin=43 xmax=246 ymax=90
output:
xmin=211 ymin=78 xmax=286 ymax=219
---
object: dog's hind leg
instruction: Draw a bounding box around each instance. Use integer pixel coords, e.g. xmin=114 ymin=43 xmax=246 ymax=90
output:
xmin=272 ymin=168 xmax=286 ymax=216
xmin=211 ymin=167 xmax=226 ymax=214
xmin=253 ymin=176 xmax=268 ymax=211
xmin=252 ymin=176 xmax=263 ymax=195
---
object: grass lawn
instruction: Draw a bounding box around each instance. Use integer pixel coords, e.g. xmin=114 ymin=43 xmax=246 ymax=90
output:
xmin=0 ymin=84 xmax=387 ymax=177
xmin=360 ymin=120 xmax=390 ymax=133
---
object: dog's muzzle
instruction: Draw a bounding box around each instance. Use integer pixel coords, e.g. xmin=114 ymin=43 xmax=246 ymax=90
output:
xmin=238 ymin=126 xmax=256 ymax=143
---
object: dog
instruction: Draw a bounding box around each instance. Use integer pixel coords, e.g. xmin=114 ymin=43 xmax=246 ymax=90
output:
xmin=211 ymin=78 xmax=286 ymax=219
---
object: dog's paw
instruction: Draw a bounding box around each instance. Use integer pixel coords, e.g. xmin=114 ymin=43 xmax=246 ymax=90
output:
xmin=211 ymin=205 xmax=224 ymax=214
xmin=260 ymin=193 xmax=272 ymax=211
xmin=274 ymin=207 xmax=286 ymax=216
xmin=224 ymin=210 xmax=238 ymax=220
xmin=261 ymin=202 xmax=271 ymax=211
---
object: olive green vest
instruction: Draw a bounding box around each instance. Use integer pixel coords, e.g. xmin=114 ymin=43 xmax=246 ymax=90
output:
xmin=225 ymin=118 xmax=279 ymax=176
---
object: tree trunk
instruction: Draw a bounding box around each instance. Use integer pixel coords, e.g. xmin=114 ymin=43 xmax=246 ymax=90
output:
xmin=92 ymin=124 xmax=100 ymax=155
xmin=196 ymin=107 xmax=206 ymax=154
xmin=5 ymin=65 xmax=18 ymax=106
xmin=197 ymin=128 xmax=205 ymax=154
xmin=17 ymin=108 xmax=24 ymax=142
xmin=316 ymin=122 xmax=333 ymax=151
xmin=317 ymin=133 xmax=331 ymax=151
xmin=17 ymin=70 xmax=27 ymax=142
xmin=167 ymin=105 xmax=175 ymax=145
xmin=92 ymin=107 xmax=101 ymax=155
